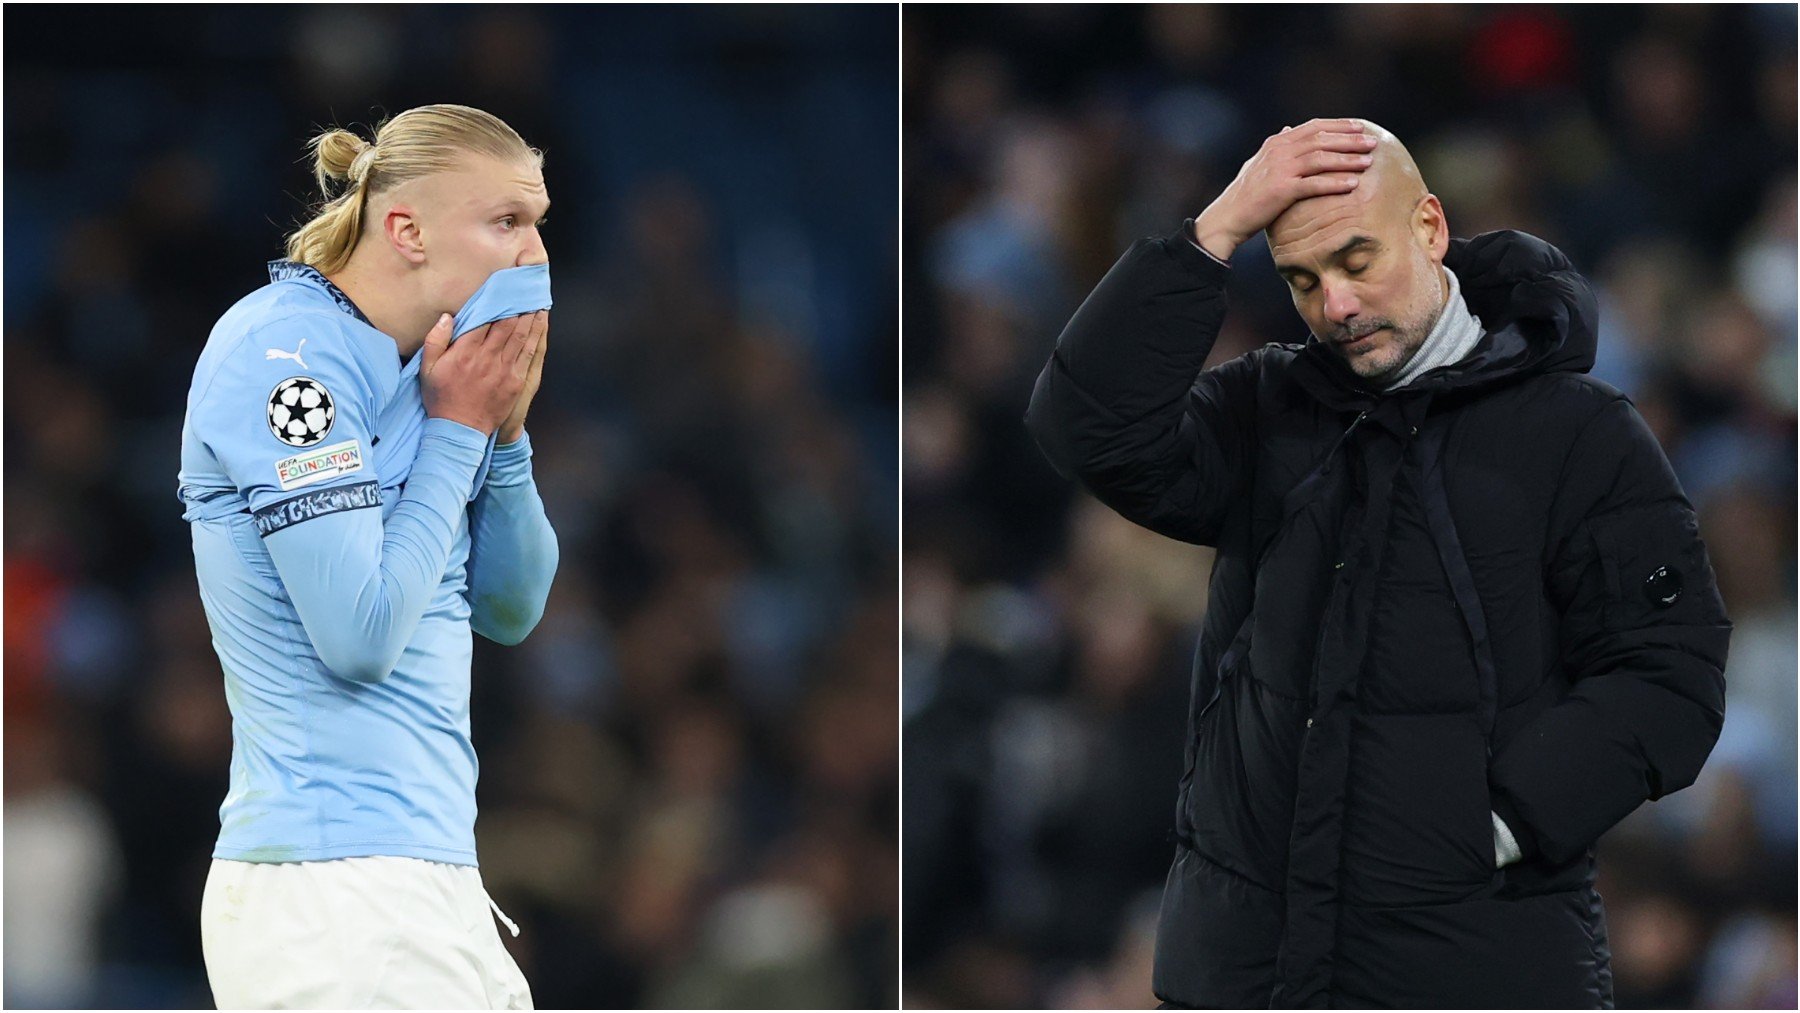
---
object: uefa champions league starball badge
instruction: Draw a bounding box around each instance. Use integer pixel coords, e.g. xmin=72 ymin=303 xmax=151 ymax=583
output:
xmin=267 ymin=376 xmax=336 ymax=447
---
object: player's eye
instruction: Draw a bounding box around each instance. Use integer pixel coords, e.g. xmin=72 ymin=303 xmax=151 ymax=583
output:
xmin=534 ymin=217 xmax=548 ymax=229
xmin=498 ymin=216 xmax=516 ymax=229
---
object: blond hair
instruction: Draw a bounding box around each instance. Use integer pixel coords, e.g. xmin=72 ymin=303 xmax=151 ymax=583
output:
xmin=284 ymin=104 xmax=543 ymax=274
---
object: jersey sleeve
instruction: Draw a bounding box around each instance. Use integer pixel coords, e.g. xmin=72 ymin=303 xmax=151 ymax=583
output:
xmin=194 ymin=312 xmax=382 ymax=514
xmin=192 ymin=313 xmax=489 ymax=683
xmin=465 ymin=432 xmax=559 ymax=645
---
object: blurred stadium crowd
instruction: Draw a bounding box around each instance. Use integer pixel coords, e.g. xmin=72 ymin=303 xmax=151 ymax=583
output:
xmin=4 ymin=6 xmax=895 ymax=1009
xmin=903 ymin=5 xmax=1795 ymax=1009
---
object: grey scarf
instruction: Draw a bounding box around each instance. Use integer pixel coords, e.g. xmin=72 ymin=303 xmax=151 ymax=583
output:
xmin=1384 ymin=267 xmax=1483 ymax=391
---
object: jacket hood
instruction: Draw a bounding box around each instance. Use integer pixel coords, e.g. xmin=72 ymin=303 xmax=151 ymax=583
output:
xmin=1289 ymin=230 xmax=1598 ymax=411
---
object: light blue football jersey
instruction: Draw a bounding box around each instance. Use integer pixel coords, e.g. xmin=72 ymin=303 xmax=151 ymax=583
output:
xmin=177 ymin=260 xmax=557 ymax=866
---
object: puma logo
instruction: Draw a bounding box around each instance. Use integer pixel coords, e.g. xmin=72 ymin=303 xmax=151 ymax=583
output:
xmin=266 ymin=338 xmax=308 ymax=369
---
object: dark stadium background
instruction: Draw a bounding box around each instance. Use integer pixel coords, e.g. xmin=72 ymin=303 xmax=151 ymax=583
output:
xmin=3 ymin=6 xmax=896 ymax=1009
xmin=902 ymin=5 xmax=1796 ymax=1008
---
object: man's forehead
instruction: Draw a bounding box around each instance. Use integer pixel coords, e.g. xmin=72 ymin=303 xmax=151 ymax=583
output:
xmin=409 ymin=156 xmax=547 ymax=209
xmin=498 ymin=174 xmax=550 ymax=210
xmin=1268 ymin=192 xmax=1380 ymax=263
xmin=471 ymin=156 xmax=546 ymax=200
xmin=505 ymin=165 xmax=547 ymax=194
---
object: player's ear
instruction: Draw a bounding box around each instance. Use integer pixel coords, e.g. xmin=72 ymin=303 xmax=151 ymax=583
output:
xmin=383 ymin=205 xmax=427 ymax=264
xmin=1414 ymin=194 xmax=1448 ymax=263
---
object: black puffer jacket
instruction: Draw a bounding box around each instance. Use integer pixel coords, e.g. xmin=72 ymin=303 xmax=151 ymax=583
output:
xmin=1025 ymin=225 xmax=1730 ymax=1009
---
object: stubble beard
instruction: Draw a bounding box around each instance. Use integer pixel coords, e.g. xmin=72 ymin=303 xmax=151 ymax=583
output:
xmin=1345 ymin=319 xmax=1426 ymax=383
xmin=1337 ymin=267 xmax=1446 ymax=385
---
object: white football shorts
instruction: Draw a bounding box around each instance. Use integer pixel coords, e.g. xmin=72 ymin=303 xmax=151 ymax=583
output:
xmin=200 ymin=855 xmax=532 ymax=1009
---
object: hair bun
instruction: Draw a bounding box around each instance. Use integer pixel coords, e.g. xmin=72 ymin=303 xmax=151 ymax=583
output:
xmin=310 ymin=128 xmax=372 ymax=191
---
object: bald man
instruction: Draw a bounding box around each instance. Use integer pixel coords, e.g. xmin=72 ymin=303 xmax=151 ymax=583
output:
xmin=1026 ymin=119 xmax=1729 ymax=1008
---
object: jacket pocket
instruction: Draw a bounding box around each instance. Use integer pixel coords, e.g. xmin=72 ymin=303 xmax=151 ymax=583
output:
xmin=1339 ymin=711 xmax=1498 ymax=906
xmin=1176 ymin=613 xmax=1254 ymax=833
xmin=1197 ymin=616 xmax=1253 ymax=724
xmin=1183 ymin=668 xmax=1304 ymax=887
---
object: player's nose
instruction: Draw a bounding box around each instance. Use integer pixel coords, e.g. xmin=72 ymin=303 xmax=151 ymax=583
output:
xmin=515 ymin=230 xmax=548 ymax=267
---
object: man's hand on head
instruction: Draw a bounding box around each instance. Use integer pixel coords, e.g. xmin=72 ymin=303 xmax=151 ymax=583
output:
xmin=1192 ymin=118 xmax=1378 ymax=262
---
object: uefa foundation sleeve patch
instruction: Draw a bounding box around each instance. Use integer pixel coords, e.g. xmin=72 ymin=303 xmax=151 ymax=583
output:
xmin=253 ymin=481 xmax=383 ymax=536
xmin=274 ymin=439 xmax=364 ymax=491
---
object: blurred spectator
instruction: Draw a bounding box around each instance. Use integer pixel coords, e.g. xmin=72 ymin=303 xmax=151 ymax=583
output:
xmin=903 ymin=5 xmax=1794 ymax=1008
xmin=4 ymin=6 xmax=895 ymax=1008
xmin=4 ymin=714 xmax=124 ymax=1010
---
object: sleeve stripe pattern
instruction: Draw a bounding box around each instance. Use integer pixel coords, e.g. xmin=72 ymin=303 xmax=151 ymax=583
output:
xmin=254 ymin=481 xmax=383 ymax=537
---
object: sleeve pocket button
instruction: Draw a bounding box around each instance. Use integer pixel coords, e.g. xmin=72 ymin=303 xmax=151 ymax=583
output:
xmin=1643 ymin=565 xmax=1683 ymax=608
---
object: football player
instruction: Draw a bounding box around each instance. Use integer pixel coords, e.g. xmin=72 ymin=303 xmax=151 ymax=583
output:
xmin=176 ymin=104 xmax=556 ymax=1009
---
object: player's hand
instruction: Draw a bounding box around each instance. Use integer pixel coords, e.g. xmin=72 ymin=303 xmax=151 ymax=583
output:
xmin=1192 ymin=119 xmax=1378 ymax=261
xmin=420 ymin=311 xmax=541 ymax=436
xmin=497 ymin=311 xmax=548 ymax=445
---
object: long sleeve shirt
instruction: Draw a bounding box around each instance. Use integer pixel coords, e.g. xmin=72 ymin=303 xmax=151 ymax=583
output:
xmin=176 ymin=260 xmax=557 ymax=866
